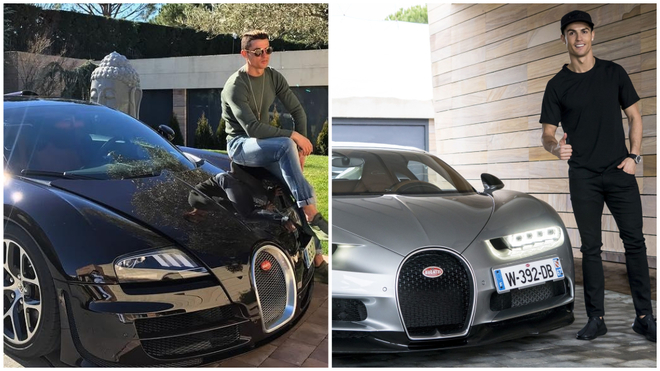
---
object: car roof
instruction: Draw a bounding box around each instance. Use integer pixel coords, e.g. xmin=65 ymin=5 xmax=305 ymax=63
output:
xmin=332 ymin=141 xmax=426 ymax=153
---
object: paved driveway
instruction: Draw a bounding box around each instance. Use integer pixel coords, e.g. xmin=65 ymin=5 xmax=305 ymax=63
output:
xmin=333 ymin=285 xmax=657 ymax=367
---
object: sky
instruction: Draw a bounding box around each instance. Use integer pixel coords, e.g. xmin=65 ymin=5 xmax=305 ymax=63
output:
xmin=329 ymin=3 xmax=434 ymax=101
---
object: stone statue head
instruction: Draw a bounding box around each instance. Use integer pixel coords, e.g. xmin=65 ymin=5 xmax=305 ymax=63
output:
xmin=90 ymin=51 xmax=142 ymax=119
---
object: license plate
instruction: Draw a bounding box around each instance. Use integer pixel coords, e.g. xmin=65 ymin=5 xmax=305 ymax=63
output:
xmin=302 ymin=238 xmax=316 ymax=269
xmin=492 ymin=257 xmax=564 ymax=293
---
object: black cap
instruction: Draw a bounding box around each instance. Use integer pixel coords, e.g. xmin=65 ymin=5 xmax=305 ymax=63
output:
xmin=561 ymin=10 xmax=594 ymax=33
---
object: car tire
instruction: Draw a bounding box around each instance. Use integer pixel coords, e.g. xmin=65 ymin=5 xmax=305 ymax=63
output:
xmin=3 ymin=222 xmax=60 ymax=359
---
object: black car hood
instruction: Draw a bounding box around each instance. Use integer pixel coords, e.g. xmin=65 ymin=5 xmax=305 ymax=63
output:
xmin=49 ymin=168 xmax=261 ymax=269
xmin=333 ymin=193 xmax=494 ymax=255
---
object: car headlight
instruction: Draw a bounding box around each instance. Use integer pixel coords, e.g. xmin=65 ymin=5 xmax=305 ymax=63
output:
xmin=114 ymin=247 xmax=210 ymax=283
xmin=488 ymin=227 xmax=564 ymax=258
xmin=505 ymin=226 xmax=563 ymax=249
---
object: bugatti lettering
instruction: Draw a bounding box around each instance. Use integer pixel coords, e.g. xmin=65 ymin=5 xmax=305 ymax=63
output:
xmin=422 ymin=267 xmax=443 ymax=278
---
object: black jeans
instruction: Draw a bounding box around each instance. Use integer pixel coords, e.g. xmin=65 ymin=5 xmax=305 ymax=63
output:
xmin=569 ymin=166 xmax=653 ymax=318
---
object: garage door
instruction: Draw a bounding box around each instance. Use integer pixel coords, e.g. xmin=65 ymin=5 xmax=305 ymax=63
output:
xmin=332 ymin=118 xmax=428 ymax=151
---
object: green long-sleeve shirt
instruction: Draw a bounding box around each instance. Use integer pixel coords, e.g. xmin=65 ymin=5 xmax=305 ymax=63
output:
xmin=221 ymin=66 xmax=307 ymax=141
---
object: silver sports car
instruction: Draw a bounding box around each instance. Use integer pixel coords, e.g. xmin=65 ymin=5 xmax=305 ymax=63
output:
xmin=332 ymin=142 xmax=575 ymax=352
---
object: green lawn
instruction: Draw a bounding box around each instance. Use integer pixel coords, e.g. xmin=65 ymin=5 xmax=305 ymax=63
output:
xmin=210 ymin=150 xmax=328 ymax=254
xmin=303 ymin=155 xmax=329 ymax=254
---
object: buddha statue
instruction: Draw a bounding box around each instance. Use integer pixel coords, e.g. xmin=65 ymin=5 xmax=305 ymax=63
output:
xmin=90 ymin=51 xmax=142 ymax=119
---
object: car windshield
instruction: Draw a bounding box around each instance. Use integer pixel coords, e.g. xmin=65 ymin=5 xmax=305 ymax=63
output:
xmin=332 ymin=148 xmax=475 ymax=195
xmin=3 ymin=100 xmax=195 ymax=180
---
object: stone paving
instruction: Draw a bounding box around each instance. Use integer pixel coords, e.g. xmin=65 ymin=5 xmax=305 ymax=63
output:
xmin=332 ymin=285 xmax=657 ymax=367
xmin=212 ymin=282 xmax=329 ymax=367
xmin=4 ymin=282 xmax=328 ymax=368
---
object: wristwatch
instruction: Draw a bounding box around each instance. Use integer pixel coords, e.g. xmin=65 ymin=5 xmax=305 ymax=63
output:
xmin=628 ymin=154 xmax=642 ymax=164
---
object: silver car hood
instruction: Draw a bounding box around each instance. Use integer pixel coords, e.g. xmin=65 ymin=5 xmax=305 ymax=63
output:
xmin=333 ymin=193 xmax=494 ymax=256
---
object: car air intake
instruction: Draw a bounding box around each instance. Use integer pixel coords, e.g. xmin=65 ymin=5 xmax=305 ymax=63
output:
xmin=135 ymin=304 xmax=249 ymax=359
xmin=397 ymin=249 xmax=475 ymax=340
xmin=490 ymin=279 xmax=568 ymax=311
xmin=252 ymin=244 xmax=297 ymax=333
xmin=333 ymin=299 xmax=367 ymax=321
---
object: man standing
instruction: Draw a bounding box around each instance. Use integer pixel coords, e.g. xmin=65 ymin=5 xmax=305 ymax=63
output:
xmin=221 ymin=30 xmax=328 ymax=280
xmin=540 ymin=10 xmax=655 ymax=342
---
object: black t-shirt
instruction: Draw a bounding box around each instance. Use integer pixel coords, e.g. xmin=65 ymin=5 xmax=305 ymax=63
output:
xmin=540 ymin=58 xmax=639 ymax=175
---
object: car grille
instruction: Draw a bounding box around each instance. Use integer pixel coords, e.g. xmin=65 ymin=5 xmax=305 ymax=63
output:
xmin=141 ymin=327 xmax=242 ymax=359
xmin=490 ymin=279 xmax=568 ymax=311
xmin=252 ymin=244 xmax=296 ymax=332
xmin=333 ymin=299 xmax=367 ymax=322
xmin=397 ymin=249 xmax=474 ymax=339
xmin=135 ymin=306 xmax=235 ymax=338
xmin=135 ymin=304 xmax=249 ymax=359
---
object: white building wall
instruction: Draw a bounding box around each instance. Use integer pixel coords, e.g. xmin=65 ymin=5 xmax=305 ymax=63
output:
xmin=129 ymin=50 xmax=328 ymax=90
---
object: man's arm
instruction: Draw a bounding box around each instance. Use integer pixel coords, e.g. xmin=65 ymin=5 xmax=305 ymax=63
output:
xmin=617 ymin=102 xmax=643 ymax=174
xmin=541 ymin=124 xmax=572 ymax=160
xmin=272 ymin=70 xmax=313 ymax=155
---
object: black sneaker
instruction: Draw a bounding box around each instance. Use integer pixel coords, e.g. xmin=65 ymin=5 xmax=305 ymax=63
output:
xmin=632 ymin=314 xmax=656 ymax=342
xmin=309 ymin=213 xmax=328 ymax=240
xmin=576 ymin=317 xmax=607 ymax=340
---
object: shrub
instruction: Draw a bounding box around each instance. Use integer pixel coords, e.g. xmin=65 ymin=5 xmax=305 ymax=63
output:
xmin=194 ymin=112 xmax=215 ymax=149
xmin=168 ymin=112 xmax=184 ymax=146
xmin=215 ymin=118 xmax=227 ymax=150
xmin=315 ymin=119 xmax=328 ymax=155
xmin=270 ymin=106 xmax=281 ymax=128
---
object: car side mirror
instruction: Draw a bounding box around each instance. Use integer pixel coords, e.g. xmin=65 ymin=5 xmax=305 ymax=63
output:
xmin=158 ymin=125 xmax=175 ymax=141
xmin=481 ymin=173 xmax=504 ymax=194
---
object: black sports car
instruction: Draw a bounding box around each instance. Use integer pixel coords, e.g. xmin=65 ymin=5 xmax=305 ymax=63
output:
xmin=3 ymin=96 xmax=316 ymax=366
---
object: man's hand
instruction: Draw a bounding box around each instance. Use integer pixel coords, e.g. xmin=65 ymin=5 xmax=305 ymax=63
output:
xmin=291 ymin=131 xmax=313 ymax=156
xmin=298 ymin=150 xmax=307 ymax=170
xmin=554 ymin=133 xmax=572 ymax=160
xmin=617 ymin=157 xmax=636 ymax=175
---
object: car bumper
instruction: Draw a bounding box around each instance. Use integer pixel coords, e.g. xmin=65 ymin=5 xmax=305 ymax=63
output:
xmin=333 ymin=302 xmax=574 ymax=353
xmin=332 ymin=239 xmax=576 ymax=352
xmin=55 ymin=262 xmax=314 ymax=366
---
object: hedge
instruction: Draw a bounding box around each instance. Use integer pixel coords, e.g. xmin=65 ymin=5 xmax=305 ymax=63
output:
xmin=4 ymin=4 xmax=326 ymax=60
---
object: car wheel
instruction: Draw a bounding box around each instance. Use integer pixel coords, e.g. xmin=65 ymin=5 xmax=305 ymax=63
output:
xmin=4 ymin=222 xmax=60 ymax=358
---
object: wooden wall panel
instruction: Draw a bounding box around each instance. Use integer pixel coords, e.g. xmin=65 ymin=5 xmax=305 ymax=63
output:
xmin=429 ymin=3 xmax=657 ymax=265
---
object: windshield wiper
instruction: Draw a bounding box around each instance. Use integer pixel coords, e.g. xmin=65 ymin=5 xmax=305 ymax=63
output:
xmin=20 ymin=169 xmax=99 ymax=180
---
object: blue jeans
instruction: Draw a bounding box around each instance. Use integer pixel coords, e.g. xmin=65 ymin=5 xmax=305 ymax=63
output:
xmin=228 ymin=136 xmax=316 ymax=208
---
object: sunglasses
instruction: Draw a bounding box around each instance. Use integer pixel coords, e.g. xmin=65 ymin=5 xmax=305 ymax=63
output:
xmin=245 ymin=47 xmax=273 ymax=56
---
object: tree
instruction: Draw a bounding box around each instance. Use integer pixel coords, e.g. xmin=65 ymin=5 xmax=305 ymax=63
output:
xmin=8 ymin=31 xmax=73 ymax=96
xmin=315 ymin=120 xmax=328 ymax=156
xmin=194 ymin=112 xmax=215 ymax=149
xmin=182 ymin=4 xmax=328 ymax=47
xmin=385 ymin=5 xmax=428 ymax=24
xmin=64 ymin=3 xmax=158 ymax=21
xmin=215 ymin=119 xmax=227 ymax=150
xmin=151 ymin=3 xmax=196 ymax=27
xmin=168 ymin=112 xmax=185 ymax=146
